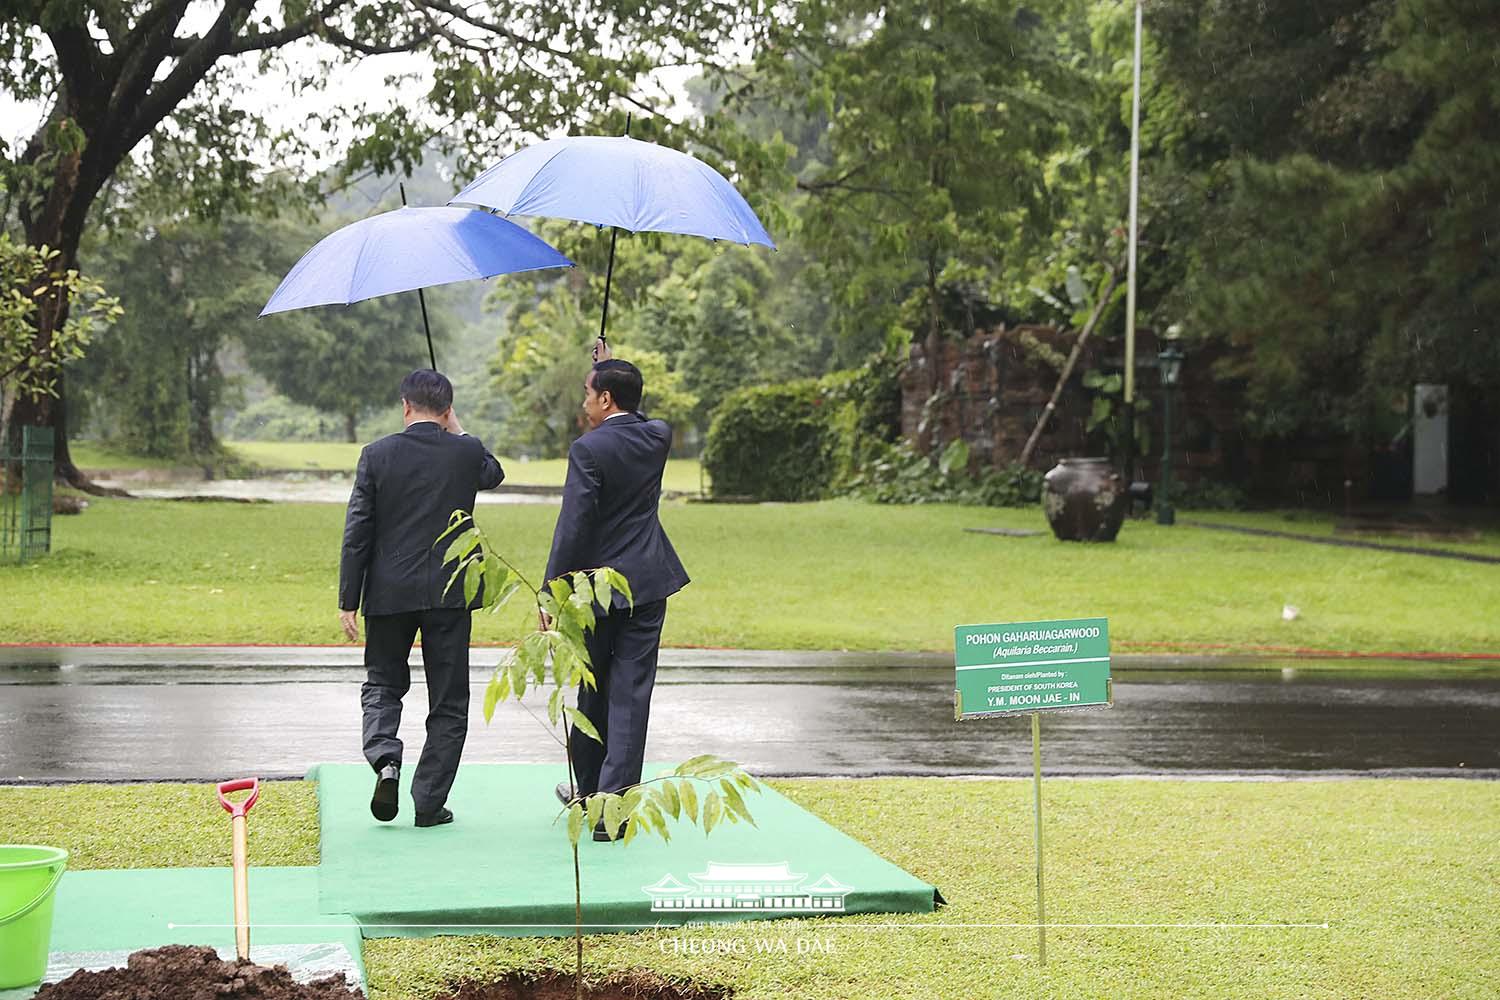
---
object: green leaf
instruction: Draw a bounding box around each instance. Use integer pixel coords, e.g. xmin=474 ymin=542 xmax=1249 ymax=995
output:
xmin=1088 ymin=396 xmax=1112 ymax=431
xmin=658 ymin=780 xmax=681 ymax=820
xmin=517 ymin=630 xmax=550 ymax=683
xmin=569 ymin=571 xmax=595 ymax=610
xmin=643 ymin=801 xmax=669 ymax=843
xmin=622 ymin=814 xmax=639 ymax=845
xmin=463 ymin=562 xmax=481 ymax=606
xmin=482 ymin=673 xmax=503 ymax=723
xmin=547 ymin=687 xmax=562 ymax=727
xmin=938 ymin=438 xmax=969 ymax=477
xmin=442 ymin=527 xmax=479 ymax=568
xmin=702 ymin=791 xmax=722 ymax=835
xmin=442 ymin=552 xmax=479 ymax=600
xmin=603 ymin=794 xmax=627 ymax=839
xmin=566 ymin=803 xmax=585 ymax=846
xmin=592 ymin=571 xmax=614 ymax=612
xmin=585 ymin=793 xmax=607 ymax=832
xmin=720 ymin=780 xmax=756 ymax=827
xmin=675 ymin=754 xmax=716 ymax=777
xmin=601 ymin=568 xmax=633 ymax=610
xmin=489 ymin=576 xmax=523 ymax=613
xmin=679 ymin=779 xmax=699 ymax=823
xmin=434 ymin=511 xmax=471 ymax=547
xmin=1081 ymin=369 xmax=1105 ymax=389
xmin=564 ymin=707 xmax=602 ymax=745
xmin=1064 ymin=265 xmax=1090 ymax=310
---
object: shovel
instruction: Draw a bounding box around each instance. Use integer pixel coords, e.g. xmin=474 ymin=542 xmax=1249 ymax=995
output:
xmin=216 ymin=778 xmax=261 ymax=960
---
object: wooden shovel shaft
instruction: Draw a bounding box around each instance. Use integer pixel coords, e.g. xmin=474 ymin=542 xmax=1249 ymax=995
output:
xmin=231 ymin=814 xmax=250 ymax=959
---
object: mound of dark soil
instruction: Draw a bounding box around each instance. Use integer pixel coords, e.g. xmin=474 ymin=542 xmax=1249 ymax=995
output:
xmin=35 ymin=945 xmax=363 ymax=1000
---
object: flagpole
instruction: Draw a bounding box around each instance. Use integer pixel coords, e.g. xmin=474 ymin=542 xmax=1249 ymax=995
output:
xmin=1124 ymin=0 xmax=1143 ymax=480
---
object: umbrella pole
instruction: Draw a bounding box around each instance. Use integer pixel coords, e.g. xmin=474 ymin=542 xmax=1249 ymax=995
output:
xmin=595 ymin=113 xmax=632 ymax=351
xmin=417 ymin=290 xmax=437 ymax=371
xmin=399 ymin=183 xmax=439 ymax=370
xmin=598 ymin=226 xmax=620 ymax=346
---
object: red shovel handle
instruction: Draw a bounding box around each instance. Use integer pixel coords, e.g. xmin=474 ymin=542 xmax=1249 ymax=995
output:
xmin=217 ymin=778 xmax=261 ymax=818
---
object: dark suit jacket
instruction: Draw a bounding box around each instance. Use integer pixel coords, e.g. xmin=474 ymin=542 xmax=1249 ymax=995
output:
xmin=544 ymin=412 xmax=689 ymax=608
xmin=339 ymin=421 xmax=504 ymax=615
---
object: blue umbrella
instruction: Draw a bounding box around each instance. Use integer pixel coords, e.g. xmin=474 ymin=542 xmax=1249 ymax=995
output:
xmin=260 ymin=204 xmax=573 ymax=368
xmin=449 ymin=130 xmax=774 ymax=346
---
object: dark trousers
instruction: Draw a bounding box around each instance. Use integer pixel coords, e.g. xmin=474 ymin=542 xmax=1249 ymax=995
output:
xmin=361 ymin=608 xmax=471 ymax=813
xmin=569 ymin=599 xmax=668 ymax=796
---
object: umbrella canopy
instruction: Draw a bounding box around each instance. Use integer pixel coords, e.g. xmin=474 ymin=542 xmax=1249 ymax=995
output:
xmin=448 ymin=136 xmax=774 ymax=248
xmin=260 ymin=205 xmax=573 ymax=316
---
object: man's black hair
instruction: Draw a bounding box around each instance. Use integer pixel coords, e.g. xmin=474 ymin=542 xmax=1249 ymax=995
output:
xmin=400 ymin=369 xmax=454 ymax=414
xmin=591 ymin=358 xmax=643 ymax=412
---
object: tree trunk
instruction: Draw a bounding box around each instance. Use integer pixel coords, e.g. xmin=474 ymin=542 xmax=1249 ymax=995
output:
xmin=923 ymin=252 xmax=944 ymax=454
xmin=12 ymin=113 xmax=124 ymax=495
xmin=1017 ymin=267 xmax=1125 ymax=469
xmin=346 ymin=411 xmax=358 ymax=443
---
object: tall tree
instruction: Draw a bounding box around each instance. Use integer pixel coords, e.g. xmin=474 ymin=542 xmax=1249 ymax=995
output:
xmin=0 ymin=0 xmax=772 ymax=489
xmin=746 ymin=0 xmax=1089 ymax=392
xmin=245 ymin=281 xmax=448 ymax=442
xmin=1150 ymin=0 xmax=1500 ymax=439
xmin=75 ymin=215 xmax=268 ymax=457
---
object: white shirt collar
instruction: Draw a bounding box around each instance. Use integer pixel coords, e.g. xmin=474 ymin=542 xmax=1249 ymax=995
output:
xmin=603 ymin=411 xmax=632 ymax=421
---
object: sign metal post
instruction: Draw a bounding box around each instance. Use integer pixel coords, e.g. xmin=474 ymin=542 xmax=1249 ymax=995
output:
xmin=954 ymin=617 xmax=1112 ymax=967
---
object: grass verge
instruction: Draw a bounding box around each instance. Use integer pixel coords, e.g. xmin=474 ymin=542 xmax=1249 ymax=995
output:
xmin=74 ymin=440 xmax=708 ymax=493
xmin=1 ymin=778 xmax=1494 ymax=999
xmin=3 ymin=499 xmax=1499 ymax=655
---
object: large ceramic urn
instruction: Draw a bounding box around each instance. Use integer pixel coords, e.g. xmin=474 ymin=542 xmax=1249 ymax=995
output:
xmin=1042 ymin=457 xmax=1127 ymax=542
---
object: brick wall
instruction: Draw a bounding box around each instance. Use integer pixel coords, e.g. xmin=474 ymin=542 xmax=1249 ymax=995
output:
xmin=899 ymin=325 xmax=1375 ymax=504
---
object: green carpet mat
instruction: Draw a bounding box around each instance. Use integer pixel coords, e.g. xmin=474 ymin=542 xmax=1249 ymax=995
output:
xmin=0 ymin=867 xmax=363 ymax=1000
xmin=310 ymin=763 xmax=940 ymax=938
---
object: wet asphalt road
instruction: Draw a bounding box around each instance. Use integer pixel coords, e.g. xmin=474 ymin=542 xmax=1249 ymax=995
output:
xmin=1 ymin=649 xmax=1497 ymax=782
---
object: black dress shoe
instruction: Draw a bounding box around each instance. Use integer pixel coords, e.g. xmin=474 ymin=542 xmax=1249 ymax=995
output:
xmin=370 ymin=763 xmax=400 ymax=822
xmin=555 ymin=782 xmax=576 ymax=807
xmin=593 ymin=818 xmax=628 ymax=842
xmin=415 ymin=807 xmax=454 ymax=828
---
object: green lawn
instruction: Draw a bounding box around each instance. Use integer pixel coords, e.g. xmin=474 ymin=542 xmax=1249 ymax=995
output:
xmin=73 ymin=440 xmax=706 ymax=492
xmin=4 ymin=499 xmax=1500 ymax=653
xmin=1 ymin=778 xmax=1494 ymax=999
xmin=68 ymin=441 xmax=192 ymax=472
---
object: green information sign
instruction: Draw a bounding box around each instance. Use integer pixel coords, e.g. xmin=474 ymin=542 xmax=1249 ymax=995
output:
xmin=954 ymin=617 xmax=1112 ymax=719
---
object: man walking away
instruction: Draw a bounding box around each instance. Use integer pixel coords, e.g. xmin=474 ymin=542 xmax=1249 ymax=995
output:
xmin=545 ymin=358 xmax=689 ymax=841
xmin=338 ymin=369 xmax=504 ymax=827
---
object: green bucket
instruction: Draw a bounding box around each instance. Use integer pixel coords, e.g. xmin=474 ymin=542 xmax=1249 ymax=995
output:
xmin=0 ymin=845 xmax=69 ymax=989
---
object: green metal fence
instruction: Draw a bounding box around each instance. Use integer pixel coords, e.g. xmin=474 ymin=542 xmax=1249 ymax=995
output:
xmin=1 ymin=425 xmax=54 ymax=563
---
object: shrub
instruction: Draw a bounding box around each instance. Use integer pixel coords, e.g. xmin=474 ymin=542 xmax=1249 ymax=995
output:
xmin=702 ymin=378 xmax=837 ymax=501
xmin=844 ymin=439 xmax=1045 ymax=507
xmin=703 ymin=348 xmax=905 ymax=502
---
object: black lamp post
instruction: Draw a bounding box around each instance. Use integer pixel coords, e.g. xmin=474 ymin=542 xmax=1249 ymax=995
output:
xmin=1157 ymin=339 xmax=1186 ymax=526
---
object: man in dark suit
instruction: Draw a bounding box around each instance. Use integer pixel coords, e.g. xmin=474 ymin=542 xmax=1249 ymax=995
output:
xmin=338 ymin=369 xmax=504 ymax=827
xmin=545 ymin=358 xmax=689 ymax=840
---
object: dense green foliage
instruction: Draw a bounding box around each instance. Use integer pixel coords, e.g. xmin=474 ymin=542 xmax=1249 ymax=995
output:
xmin=0 ymin=234 xmax=117 ymax=443
xmin=4 ymin=0 xmax=1493 ymax=489
xmin=1150 ymin=0 xmax=1500 ymax=440
xmin=702 ymin=349 xmax=903 ymax=501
